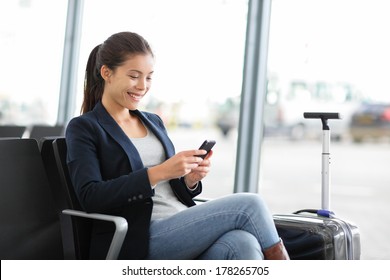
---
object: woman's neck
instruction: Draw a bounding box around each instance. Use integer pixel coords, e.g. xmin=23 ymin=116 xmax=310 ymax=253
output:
xmin=102 ymin=97 xmax=134 ymax=124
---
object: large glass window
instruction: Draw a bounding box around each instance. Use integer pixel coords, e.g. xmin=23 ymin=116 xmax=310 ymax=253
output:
xmin=77 ymin=0 xmax=249 ymax=198
xmin=0 ymin=0 xmax=68 ymax=126
xmin=263 ymin=0 xmax=390 ymax=259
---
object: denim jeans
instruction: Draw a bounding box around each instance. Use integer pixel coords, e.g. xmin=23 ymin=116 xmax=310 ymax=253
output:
xmin=146 ymin=193 xmax=280 ymax=260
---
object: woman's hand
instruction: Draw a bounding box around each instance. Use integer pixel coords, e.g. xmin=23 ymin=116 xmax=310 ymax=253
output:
xmin=147 ymin=149 xmax=211 ymax=186
xmin=184 ymin=150 xmax=213 ymax=188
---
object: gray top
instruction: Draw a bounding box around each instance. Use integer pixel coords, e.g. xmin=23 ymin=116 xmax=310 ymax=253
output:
xmin=130 ymin=125 xmax=188 ymax=220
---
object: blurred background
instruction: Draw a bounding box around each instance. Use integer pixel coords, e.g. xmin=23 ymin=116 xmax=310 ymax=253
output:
xmin=1 ymin=0 xmax=389 ymax=259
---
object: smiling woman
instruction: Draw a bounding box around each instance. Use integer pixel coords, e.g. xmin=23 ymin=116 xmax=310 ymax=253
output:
xmin=65 ymin=31 xmax=289 ymax=260
xmin=81 ymin=32 xmax=155 ymax=114
xmin=100 ymin=55 xmax=154 ymax=112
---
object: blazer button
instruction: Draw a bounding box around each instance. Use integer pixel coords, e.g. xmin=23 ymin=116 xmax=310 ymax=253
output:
xmin=128 ymin=198 xmax=132 ymax=202
xmin=138 ymin=194 xmax=143 ymax=199
xmin=133 ymin=196 xmax=137 ymax=201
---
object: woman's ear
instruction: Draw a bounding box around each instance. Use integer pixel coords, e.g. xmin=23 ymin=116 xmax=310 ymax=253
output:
xmin=100 ymin=65 xmax=112 ymax=81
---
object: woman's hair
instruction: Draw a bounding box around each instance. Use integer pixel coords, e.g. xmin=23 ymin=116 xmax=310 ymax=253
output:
xmin=81 ymin=31 xmax=154 ymax=114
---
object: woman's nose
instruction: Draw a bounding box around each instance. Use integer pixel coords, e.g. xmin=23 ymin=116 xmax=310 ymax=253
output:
xmin=136 ymin=78 xmax=147 ymax=90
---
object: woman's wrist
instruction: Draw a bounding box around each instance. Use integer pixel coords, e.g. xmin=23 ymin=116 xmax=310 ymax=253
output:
xmin=183 ymin=176 xmax=198 ymax=190
xmin=147 ymin=165 xmax=166 ymax=187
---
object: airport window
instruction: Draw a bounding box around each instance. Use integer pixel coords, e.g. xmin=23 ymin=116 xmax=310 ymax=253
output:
xmin=263 ymin=0 xmax=390 ymax=259
xmin=0 ymin=0 xmax=68 ymax=126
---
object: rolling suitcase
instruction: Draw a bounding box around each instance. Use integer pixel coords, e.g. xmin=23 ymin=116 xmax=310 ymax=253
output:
xmin=273 ymin=112 xmax=361 ymax=260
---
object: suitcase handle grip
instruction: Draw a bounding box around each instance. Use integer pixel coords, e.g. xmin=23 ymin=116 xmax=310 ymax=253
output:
xmin=303 ymin=112 xmax=341 ymax=120
xmin=293 ymin=209 xmax=317 ymax=214
xmin=303 ymin=112 xmax=341 ymax=130
xmin=293 ymin=209 xmax=335 ymax=218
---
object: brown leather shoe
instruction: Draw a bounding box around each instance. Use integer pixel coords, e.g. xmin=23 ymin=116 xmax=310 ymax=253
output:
xmin=264 ymin=239 xmax=290 ymax=260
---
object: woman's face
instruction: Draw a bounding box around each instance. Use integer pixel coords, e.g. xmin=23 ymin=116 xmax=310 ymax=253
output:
xmin=102 ymin=53 xmax=154 ymax=111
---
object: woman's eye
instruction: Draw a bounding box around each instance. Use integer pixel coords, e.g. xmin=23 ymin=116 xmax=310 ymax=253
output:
xmin=129 ymin=75 xmax=139 ymax=79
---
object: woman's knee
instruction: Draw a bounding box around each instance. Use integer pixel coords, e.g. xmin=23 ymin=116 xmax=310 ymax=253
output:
xmin=201 ymin=230 xmax=263 ymax=260
xmin=233 ymin=193 xmax=271 ymax=215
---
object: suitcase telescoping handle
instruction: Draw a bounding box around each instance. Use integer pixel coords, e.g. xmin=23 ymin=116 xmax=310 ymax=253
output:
xmin=303 ymin=112 xmax=341 ymax=217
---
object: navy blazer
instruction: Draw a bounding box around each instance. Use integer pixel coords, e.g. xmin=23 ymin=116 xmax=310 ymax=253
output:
xmin=66 ymin=102 xmax=202 ymax=259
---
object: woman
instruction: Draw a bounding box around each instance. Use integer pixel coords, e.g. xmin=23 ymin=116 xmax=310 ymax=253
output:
xmin=66 ymin=31 xmax=289 ymax=260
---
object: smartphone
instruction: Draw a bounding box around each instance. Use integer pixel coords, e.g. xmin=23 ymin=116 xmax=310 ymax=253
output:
xmin=197 ymin=140 xmax=216 ymax=159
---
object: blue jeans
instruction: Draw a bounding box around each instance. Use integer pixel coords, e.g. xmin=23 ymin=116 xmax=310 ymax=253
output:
xmin=146 ymin=193 xmax=280 ymax=260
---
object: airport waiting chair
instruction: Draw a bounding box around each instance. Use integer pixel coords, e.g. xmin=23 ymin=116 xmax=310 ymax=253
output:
xmin=40 ymin=136 xmax=83 ymax=259
xmin=0 ymin=138 xmax=64 ymax=259
xmin=0 ymin=125 xmax=26 ymax=138
xmin=50 ymin=137 xmax=128 ymax=260
xmin=29 ymin=124 xmax=65 ymax=141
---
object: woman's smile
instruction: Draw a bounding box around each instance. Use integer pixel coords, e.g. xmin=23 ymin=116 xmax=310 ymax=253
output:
xmin=127 ymin=91 xmax=144 ymax=102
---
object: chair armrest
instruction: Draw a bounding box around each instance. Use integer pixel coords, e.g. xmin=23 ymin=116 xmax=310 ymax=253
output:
xmin=62 ymin=209 xmax=128 ymax=260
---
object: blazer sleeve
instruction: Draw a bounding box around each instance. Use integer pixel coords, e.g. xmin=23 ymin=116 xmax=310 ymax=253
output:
xmin=65 ymin=116 xmax=155 ymax=214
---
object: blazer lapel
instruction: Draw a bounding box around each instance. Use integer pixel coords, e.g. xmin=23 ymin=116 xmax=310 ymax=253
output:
xmin=92 ymin=102 xmax=175 ymax=171
xmin=93 ymin=102 xmax=144 ymax=171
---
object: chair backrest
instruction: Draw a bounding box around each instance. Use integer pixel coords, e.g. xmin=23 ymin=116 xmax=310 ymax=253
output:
xmin=29 ymin=125 xmax=65 ymax=141
xmin=52 ymin=137 xmax=93 ymax=259
xmin=39 ymin=137 xmax=69 ymax=213
xmin=52 ymin=137 xmax=82 ymax=210
xmin=0 ymin=125 xmax=26 ymax=138
xmin=0 ymin=138 xmax=64 ymax=259
xmin=40 ymin=137 xmax=80 ymax=259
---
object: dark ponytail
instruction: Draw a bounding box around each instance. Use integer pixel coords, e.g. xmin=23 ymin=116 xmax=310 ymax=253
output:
xmin=81 ymin=32 xmax=154 ymax=114
xmin=82 ymin=44 xmax=104 ymax=114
